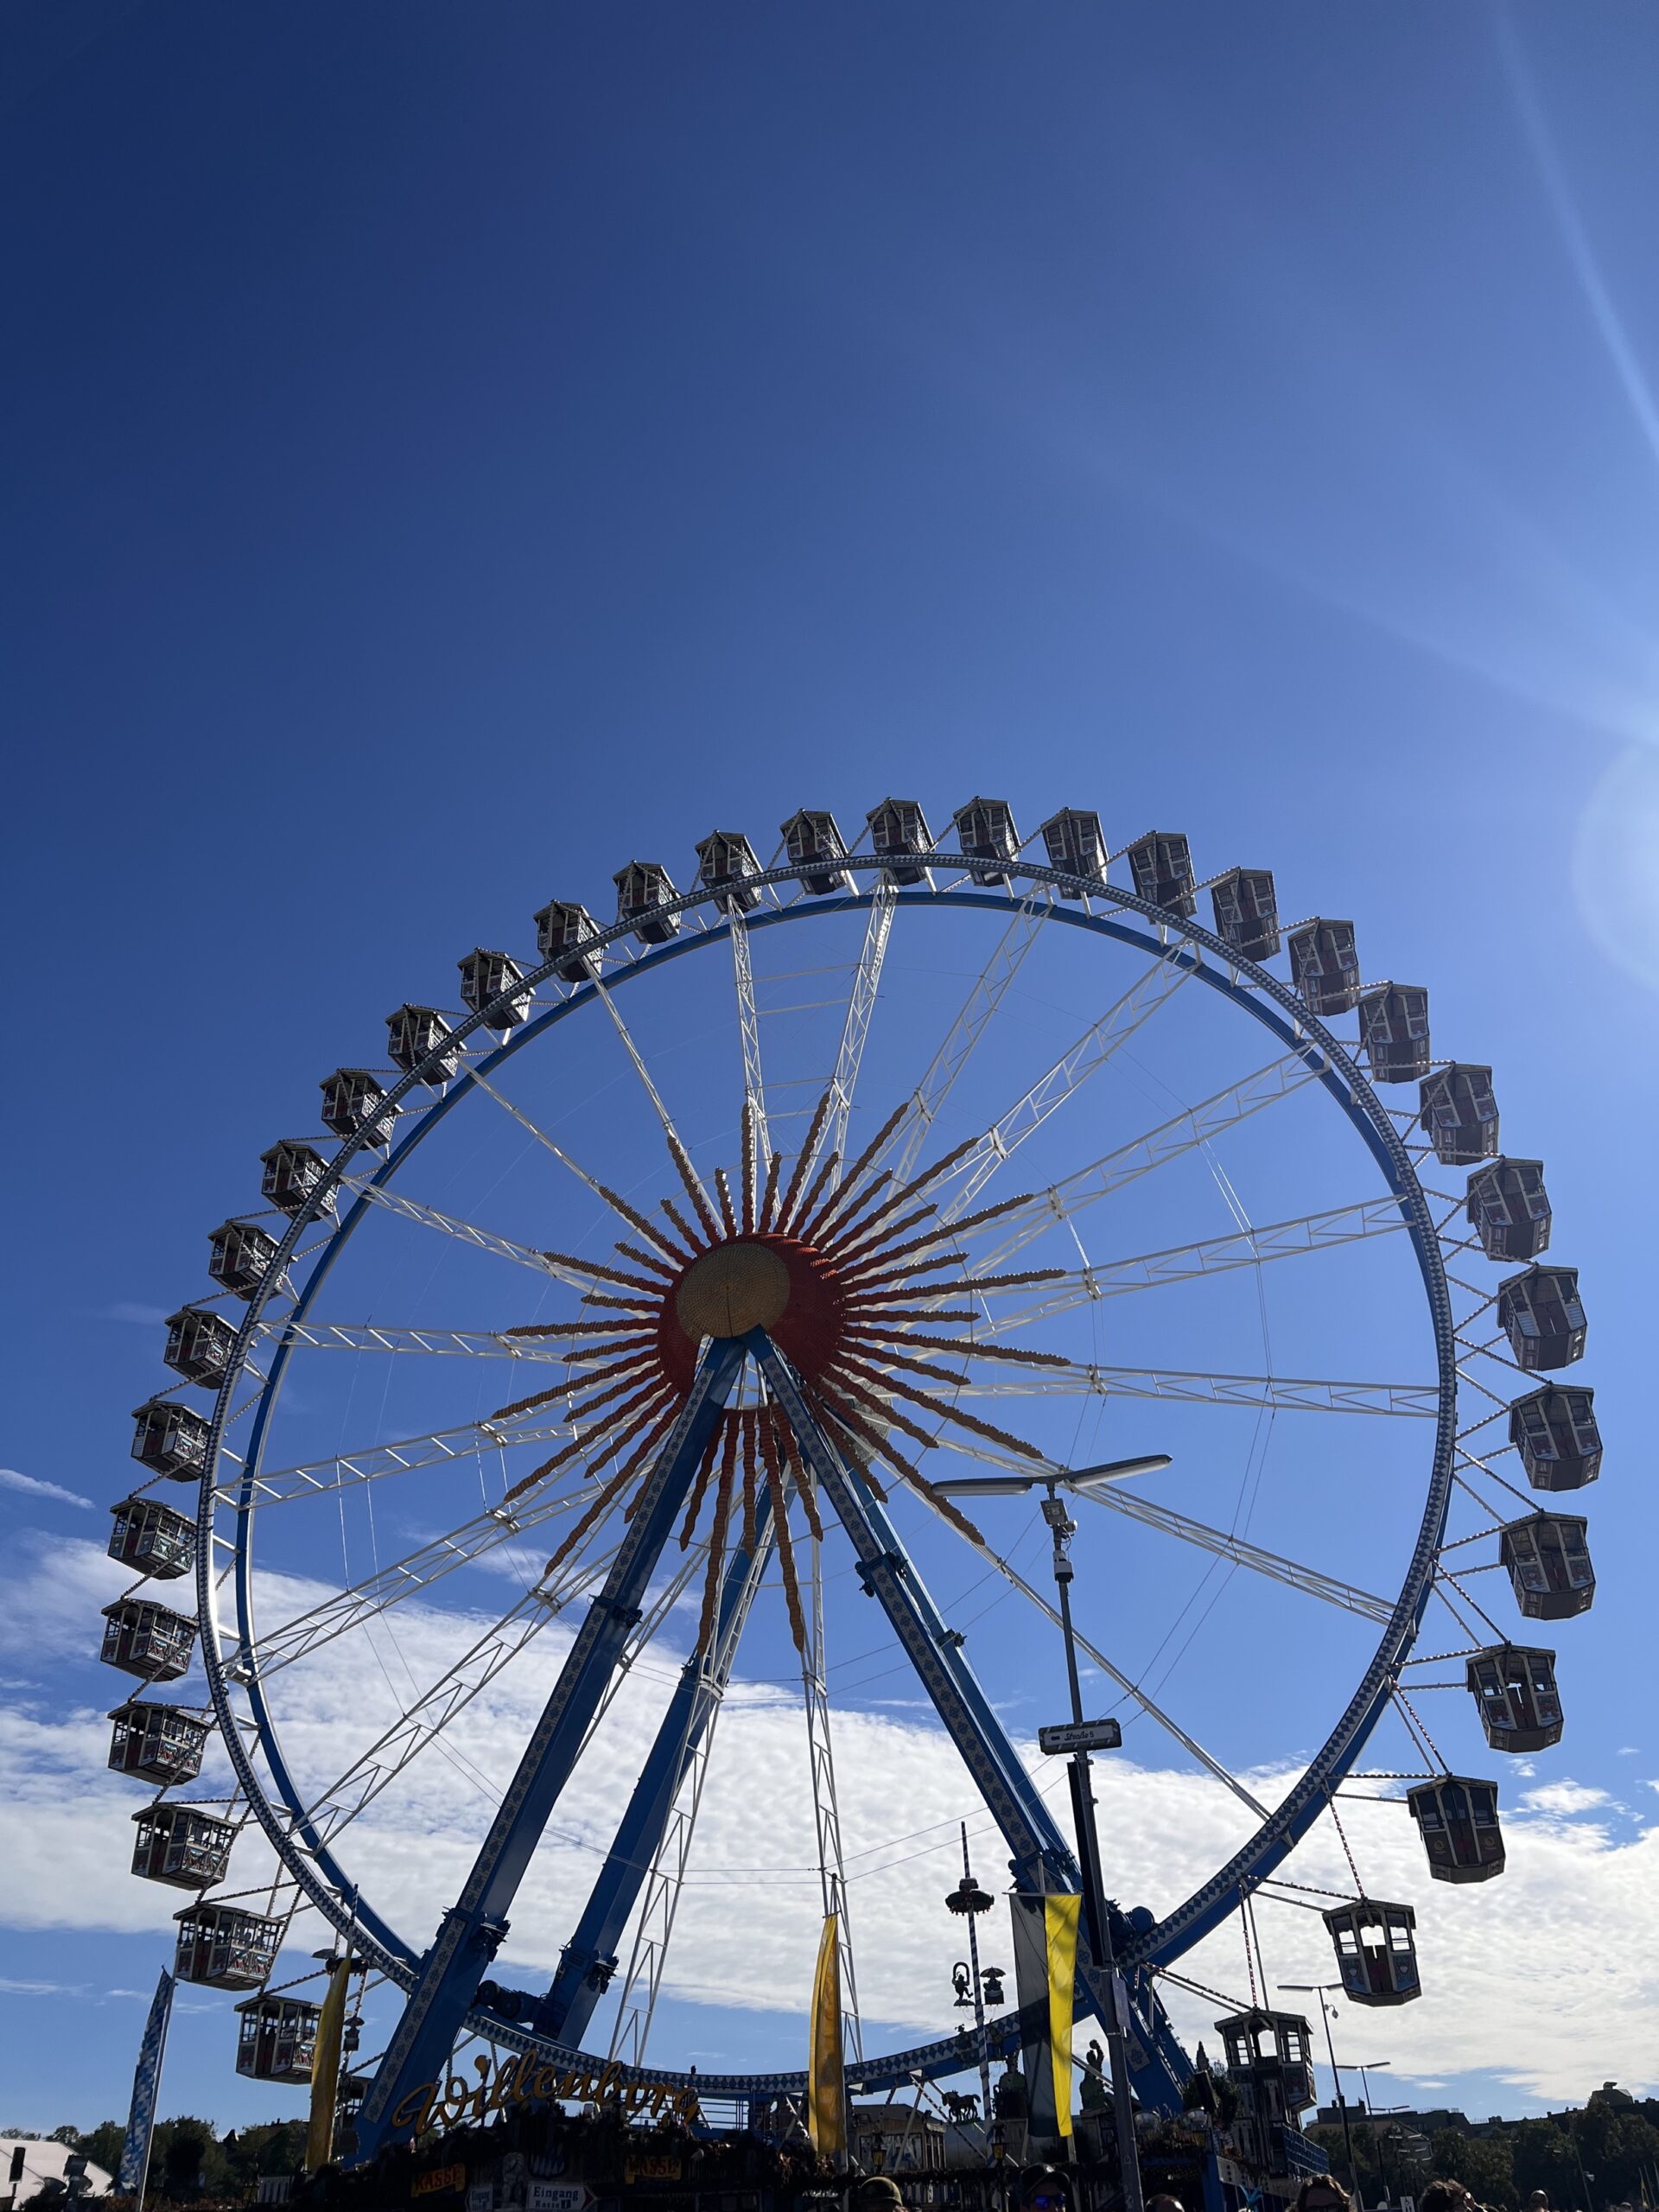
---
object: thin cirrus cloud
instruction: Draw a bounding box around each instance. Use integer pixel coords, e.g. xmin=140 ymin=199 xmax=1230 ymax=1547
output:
xmin=0 ymin=1467 xmax=92 ymax=1510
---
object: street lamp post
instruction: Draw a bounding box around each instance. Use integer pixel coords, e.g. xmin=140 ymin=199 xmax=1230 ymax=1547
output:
xmin=1281 ymin=1982 xmax=1363 ymax=2209
xmin=1354 ymin=2067 xmax=1393 ymax=2206
xmin=945 ymin=1822 xmax=998 ymax=2126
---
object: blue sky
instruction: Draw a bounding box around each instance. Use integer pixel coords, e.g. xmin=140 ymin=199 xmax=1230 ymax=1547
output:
xmin=3 ymin=0 xmax=1658 ymax=2141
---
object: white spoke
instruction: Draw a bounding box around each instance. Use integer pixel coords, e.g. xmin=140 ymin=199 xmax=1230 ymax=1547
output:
xmin=801 ymin=1499 xmax=862 ymax=2063
xmin=935 ymin=948 xmax=1195 ymax=1221
xmin=466 ymin=1065 xmax=651 ymax=1226
xmin=812 ymin=882 xmax=896 ymax=1182
xmin=730 ymin=908 xmax=772 ymax=1168
xmin=1074 ymin=1486 xmax=1394 ymax=1622
xmin=963 ymin=1050 xmax=1328 ymax=1273
xmin=252 ymin=1321 xmax=580 ymax=1363
xmin=336 ymin=1173 xmax=632 ymax=1295
xmin=224 ymin=1414 xmax=577 ymax=1508
xmin=595 ymin=981 xmax=716 ymax=1214
xmin=953 ymin=1357 xmax=1439 ymax=1418
xmin=978 ymin=1197 xmax=1410 ymax=1334
xmin=883 ymin=896 xmax=1050 ymax=1187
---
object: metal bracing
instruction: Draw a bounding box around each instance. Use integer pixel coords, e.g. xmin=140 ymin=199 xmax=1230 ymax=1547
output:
xmin=464 ymin=1065 xmax=656 ymax=1228
xmin=594 ymin=980 xmax=717 ymax=1214
xmin=818 ymin=880 xmax=896 ymax=1179
xmin=219 ymin=1414 xmax=575 ymax=1510
xmin=977 ymin=1196 xmax=1411 ymax=1333
xmin=800 ymin=1502 xmax=863 ymax=2064
xmin=951 ymin=1357 xmax=1440 ymax=1418
xmin=934 ymin=947 xmax=1196 ymax=1221
xmin=335 ymin=1172 xmax=623 ymax=1294
xmin=251 ymin=1320 xmax=576 ymax=1363
xmin=962 ymin=1050 xmax=1327 ymax=1274
xmin=238 ymin=1486 xmax=617 ymax=1678
xmin=728 ymin=907 xmax=773 ymax=1169
xmin=882 ymin=895 xmax=1050 ymax=1188
xmin=353 ymin=1336 xmax=748 ymax=2159
xmin=1075 ymin=1488 xmax=1393 ymax=1622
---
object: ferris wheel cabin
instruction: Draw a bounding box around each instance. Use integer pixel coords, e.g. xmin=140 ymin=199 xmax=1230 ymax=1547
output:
xmin=320 ymin=1068 xmax=395 ymax=1147
xmin=164 ymin=1303 xmax=238 ymax=1387
xmin=952 ymin=797 xmax=1020 ymax=884
xmin=207 ymin=1218 xmax=283 ymax=1300
xmin=1357 ymin=984 xmax=1432 ymax=1083
xmin=260 ymin=1139 xmax=330 ymax=1219
xmin=1498 ymin=1264 xmax=1586 ymax=1371
xmin=107 ymin=1700 xmax=210 ymax=1787
xmin=1322 ymin=1899 xmax=1421 ymax=2005
xmin=236 ymin=1995 xmax=321 ymax=2083
xmin=1126 ymin=830 xmax=1197 ymax=917
xmin=1407 ymin=1777 xmax=1505 ymax=1884
xmin=695 ymin=830 xmax=762 ymax=912
xmin=1288 ymin=918 xmax=1361 ymax=1015
xmin=1465 ymin=1158 xmax=1551 ymax=1262
xmin=1466 ymin=1643 xmax=1563 ymax=1751
xmin=459 ymin=948 xmax=531 ymax=1030
xmin=1210 ymin=868 xmax=1281 ymax=960
xmin=1419 ymin=1063 xmax=1499 ymax=1165
xmin=1039 ymin=806 xmax=1109 ymax=892
xmin=533 ymin=898 xmax=601 ymax=982
xmin=109 ymin=1495 xmax=195 ymax=1580
xmin=1510 ymin=1383 xmax=1600 ymax=1491
xmin=131 ymin=1396 xmax=210 ymax=1480
xmin=386 ymin=1004 xmax=459 ymax=1083
xmin=1499 ymin=1511 xmax=1594 ymax=1619
xmin=101 ymin=1598 xmax=197 ymax=1682
xmin=613 ymin=861 xmax=679 ymax=944
xmin=867 ymin=797 xmax=933 ymax=884
xmin=130 ymin=1802 xmax=233 ymax=1890
xmin=780 ymin=808 xmax=850 ymax=894
xmin=175 ymin=1904 xmax=283 ymax=1991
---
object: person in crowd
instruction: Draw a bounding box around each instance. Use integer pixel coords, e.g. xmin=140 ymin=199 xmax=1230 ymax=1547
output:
xmin=1526 ymin=2192 xmax=1551 ymax=2210
xmin=1420 ymin=2179 xmax=1478 ymax=2212
xmin=1294 ymin=2178 xmax=1354 ymax=2212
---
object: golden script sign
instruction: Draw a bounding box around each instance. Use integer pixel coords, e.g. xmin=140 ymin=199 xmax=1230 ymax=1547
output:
xmin=391 ymin=2051 xmax=702 ymax=2140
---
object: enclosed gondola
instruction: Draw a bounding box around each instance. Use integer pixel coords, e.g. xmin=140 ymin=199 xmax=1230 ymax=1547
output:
xmin=867 ymin=798 xmax=933 ymax=885
xmin=1357 ymin=984 xmax=1432 ymax=1083
xmin=109 ymin=1495 xmax=195 ymax=1580
xmin=235 ymin=1994 xmax=321 ymax=2083
xmin=1406 ymin=1777 xmax=1504 ymax=1884
xmin=1039 ymin=807 xmax=1108 ymax=892
xmin=1210 ymin=868 xmax=1280 ymax=960
xmin=1288 ymin=918 xmax=1362 ymax=1016
xmin=1419 ymin=1063 xmax=1499 ymax=1165
xmin=613 ymin=861 xmax=679 ymax=944
xmin=131 ymin=1397 xmax=211 ymax=1480
xmin=1466 ymin=1643 xmax=1562 ymax=1751
xmin=108 ymin=1700 xmax=210 ymax=1787
xmin=694 ymin=831 xmax=762 ymax=913
xmin=1499 ymin=1512 xmax=1594 ymax=1619
xmin=175 ymin=1903 xmax=283 ymax=1991
xmin=780 ymin=809 xmax=849 ymax=894
xmin=1509 ymin=1383 xmax=1600 ymax=1491
xmin=952 ymin=798 xmax=1020 ymax=885
xmin=458 ymin=948 xmax=531 ymax=1029
xmin=130 ymin=1802 xmax=234 ymax=1890
xmin=1216 ymin=2009 xmax=1316 ymax=2113
xmin=1497 ymin=1264 xmax=1586 ymax=1371
xmin=1126 ymin=830 xmax=1197 ymax=918
xmin=163 ymin=1305 xmax=238 ymax=1388
xmin=532 ymin=898 xmax=601 ymax=982
xmin=385 ymin=1005 xmax=459 ymax=1082
xmin=1466 ymin=1159 xmax=1551 ymax=1263
xmin=101 ymin=1599 xmax=197 ymax=1682
xmin=1321 ymin=1899 xmax=1421 ymax=2006
xmin=207 ymin=1218 xmax=283 ymax=1300
xmin=259 ymin=1139 xmax=330 ymax=1219
xmin=320 ymin=1069 xmax=395 ymax=1147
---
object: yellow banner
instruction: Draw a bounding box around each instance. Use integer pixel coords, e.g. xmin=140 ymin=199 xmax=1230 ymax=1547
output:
xmin=306 ymin=1953 xmax=353 ymax=2171
xmin=1044 ymin=1895 xmax=1080 ymax=2139
xmin=807 ymin=1913 xmax=845 ymax=2161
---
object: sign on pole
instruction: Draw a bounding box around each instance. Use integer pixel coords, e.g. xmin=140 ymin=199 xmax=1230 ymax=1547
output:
xmin=1038 ymin=1719 xmax=1122 ymax=1756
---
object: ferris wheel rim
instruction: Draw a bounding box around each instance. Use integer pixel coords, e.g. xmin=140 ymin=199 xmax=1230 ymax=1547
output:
xmin=189 ymin=852 xmax=1457 ymax=2076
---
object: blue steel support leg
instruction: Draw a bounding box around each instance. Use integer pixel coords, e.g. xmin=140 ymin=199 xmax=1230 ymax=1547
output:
xmin=532 ymin=1485 xmax=776 ymax=2045
xmin=353 ymin=1336 xmax=749 ymax=2156
xmin=752 ymin=1337 xmax=1188 ymax=2113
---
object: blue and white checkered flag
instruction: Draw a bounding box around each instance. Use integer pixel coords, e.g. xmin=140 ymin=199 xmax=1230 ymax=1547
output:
xmin=118 ymin=1969 xmax=175 ymax=2196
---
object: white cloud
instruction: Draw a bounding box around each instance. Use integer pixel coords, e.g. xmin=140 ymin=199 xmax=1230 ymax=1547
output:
xmin=3 ymin=1538 xmax=1655 ymax=2104
xmin=99 ymin=1302 xmax=168 ymax=1326
xmin=0 ymin=1468 xmax=93 ymax=1510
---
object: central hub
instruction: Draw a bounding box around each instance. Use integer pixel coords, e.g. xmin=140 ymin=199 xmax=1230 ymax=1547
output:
xmin=674 ymin=1240 xmax=792 ymax=1339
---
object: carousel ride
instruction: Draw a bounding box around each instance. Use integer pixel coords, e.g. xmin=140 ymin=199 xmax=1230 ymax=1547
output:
xmin=98 ymin=798 xmax=1600 ymax=2158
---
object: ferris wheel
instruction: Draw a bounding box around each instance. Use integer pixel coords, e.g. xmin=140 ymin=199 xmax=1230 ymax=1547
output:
xmin=99 ymin=798 xmax=1599 ymax=2152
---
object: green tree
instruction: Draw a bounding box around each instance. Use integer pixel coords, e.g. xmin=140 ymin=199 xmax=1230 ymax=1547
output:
xmin=1429 ymin=2125 xmax=1516 ymax=2209
xmin=73 ymin=2125 xmax=126 ymax=2181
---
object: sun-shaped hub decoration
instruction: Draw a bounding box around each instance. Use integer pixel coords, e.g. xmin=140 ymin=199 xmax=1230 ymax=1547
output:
xmin=489 ymin=1095 xmax=1066 ymax=1656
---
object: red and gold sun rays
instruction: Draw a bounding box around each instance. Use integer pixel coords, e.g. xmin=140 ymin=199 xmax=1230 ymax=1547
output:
xmin=487 ymin=1086 xmax=1067 ymax=1658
